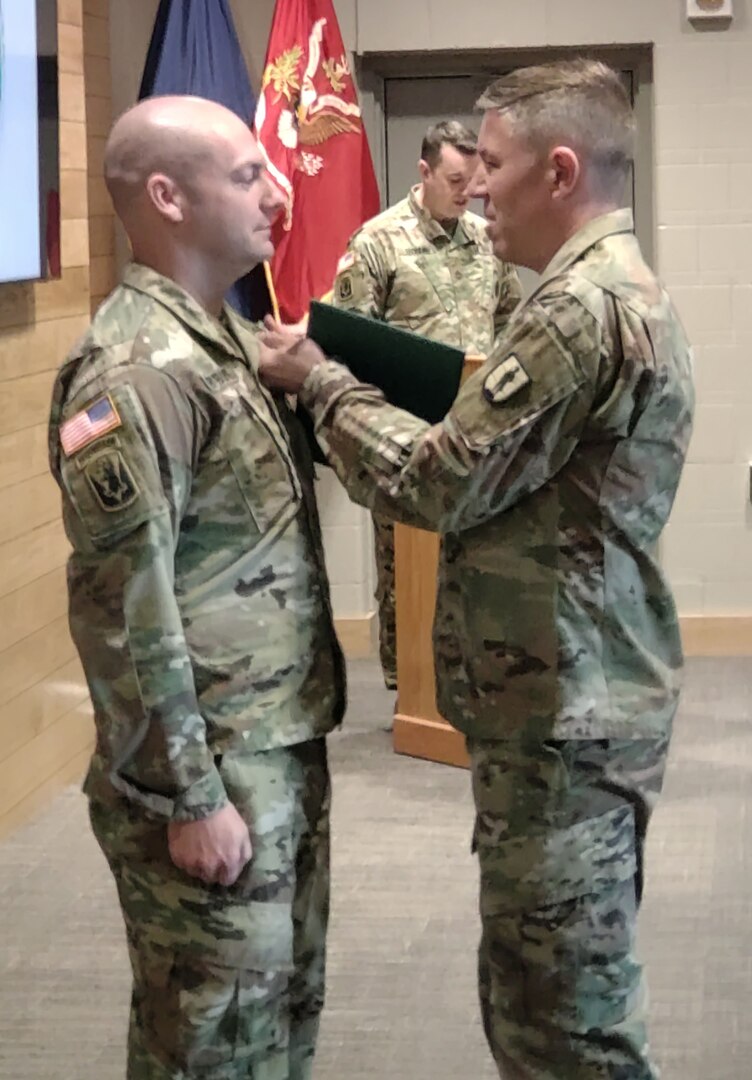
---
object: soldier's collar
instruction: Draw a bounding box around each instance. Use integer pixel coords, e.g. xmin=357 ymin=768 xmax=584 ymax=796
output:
xmin=122 ymin=263 xmax=246 ymax=360
xmin=408 ymin=186 xmax=451 ymax=244
xmin=534 ymin=208 xmax=635 ymax=290
xmin=408 ymin=186 xmax=475 ymax=248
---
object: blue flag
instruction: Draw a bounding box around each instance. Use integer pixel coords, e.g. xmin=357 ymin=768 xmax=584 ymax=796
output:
xmin=139 ymin=0 xmax=272 ymax=320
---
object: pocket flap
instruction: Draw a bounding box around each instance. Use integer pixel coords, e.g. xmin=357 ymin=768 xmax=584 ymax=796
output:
xmin=479 ymin=803 xmax=637 ymax=914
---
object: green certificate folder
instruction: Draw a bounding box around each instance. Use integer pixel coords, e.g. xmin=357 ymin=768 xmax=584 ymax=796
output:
xmin=306 ymin=300 xmax=465 ymax=425
xmin=294 ymin=301 xmax=466 ymax=465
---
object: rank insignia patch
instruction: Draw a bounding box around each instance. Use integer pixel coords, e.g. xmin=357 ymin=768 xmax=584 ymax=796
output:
xmin=85 ymin=450 xmax=139 ymax=512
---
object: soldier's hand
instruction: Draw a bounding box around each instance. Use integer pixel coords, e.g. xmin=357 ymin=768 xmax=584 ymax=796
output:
xmin=167 ymin=802 xmax=252 ymax=887
xmin=258 ymin=315 xmax=325 ymax=393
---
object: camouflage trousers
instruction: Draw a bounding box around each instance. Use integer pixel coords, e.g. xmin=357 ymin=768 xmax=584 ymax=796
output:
xmin=467 ymin=735 xmax=670 ymax=1080
xmin=372 ymin=512 xmax=397 ymax=690
xmin=89 ymin=738 xmax=330 ymax=1080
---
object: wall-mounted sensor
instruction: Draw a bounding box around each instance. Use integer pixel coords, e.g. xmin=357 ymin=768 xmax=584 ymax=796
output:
xmin=687 ymin=0 xmax=733 ymax=20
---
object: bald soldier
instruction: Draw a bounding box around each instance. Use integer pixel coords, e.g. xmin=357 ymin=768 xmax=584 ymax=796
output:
xmin=48 ymin=96 xmax=346 ymax=1079
xmin=259 ymin=61 xmax=694 ymax=1079
xmin=331 ymin=120 xmax=521 ymax=691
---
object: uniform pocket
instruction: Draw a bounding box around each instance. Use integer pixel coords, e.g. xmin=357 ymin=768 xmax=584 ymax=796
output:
xmin=210 ymin=378 xmax=301 ymax=537
xmin=477 ymin=802 xmax=637 ymax=915
xmin=476 ymin=805 xmax=641 ymax=1036
xmin=135 ymin=941 xmax=289 ymax=1072
xmin=122 ymin=860 xmax=295 ymax=1072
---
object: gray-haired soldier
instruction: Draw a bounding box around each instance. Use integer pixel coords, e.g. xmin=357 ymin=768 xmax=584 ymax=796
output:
xmin=331 ymin=119 xmax=521 ymax=691
xmin=48 ymin=96 xmax=345 ymax=1079
xmin=259 ymin=60 xmax=694 ymax=1079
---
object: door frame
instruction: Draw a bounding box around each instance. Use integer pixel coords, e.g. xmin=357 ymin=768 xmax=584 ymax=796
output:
xmin=355 ymin=44 xmax=655 ymax=268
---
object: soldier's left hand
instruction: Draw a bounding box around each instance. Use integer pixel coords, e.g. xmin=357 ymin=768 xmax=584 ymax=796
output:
xmin=258 ymin=316 xmax=325 ymax=393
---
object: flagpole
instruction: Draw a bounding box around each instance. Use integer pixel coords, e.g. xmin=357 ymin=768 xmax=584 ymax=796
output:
xmin=263 ymin=262 xmax=281 ymax=322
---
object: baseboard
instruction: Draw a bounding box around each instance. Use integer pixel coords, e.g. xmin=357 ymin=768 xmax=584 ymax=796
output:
xmin=680 ymin=616 xmax=752 ymax=657
xmin=334 ymin=614 xmax=377 ymax=659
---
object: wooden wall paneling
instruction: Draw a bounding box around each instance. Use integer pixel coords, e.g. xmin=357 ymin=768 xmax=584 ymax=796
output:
xmin=59 ymin=72 xmax=87 ymax=124
xmin=0 ymin=706 xmax=94 ymax=823
xmin=0 ymin=473 xmax=62 ymax=548
xmin=58 ymin=0 xmax=83 ymax=27
xmin=62 ymin=218 xmax=91 ymax=268
xmin=83 ymin=53 xmax=110 ymax=99
xmin=61 ymin=169 xmax=89 ymax=219
xmin=0 ymin=369 xmax=60 ymax=436
xmin=0 ymin=0 xmax=95 ymax=837
xmin=0 ymin=425 xmax=51 ymax=489
xmin=0 ymin=656 xmax=88 ymax=767
xmin=82 ymin=14 xmax=110 ymax=60
xmin=0 ymin=314 xmax=89 ymax=381
xmin=84 ymin=0 xmax=116 ymax=311
xmin=0 ymin=568 xmax=69 ymax=656
xmin=0 ymin=614 xmax=79 ymax=712
xmin=0 ymin=745 xmax=92 ymax=842
xmin=86 ymin=134 xmax=106 ymax=178
xmin=86 ymin=95 xmax=112 ymax=138
xmin=60 ymin=119 xmax=88 ymax=171
xmin=86 ymin=173 xmax=111 ymax=217
xmin=0 ymin=267 xmax=90 ymax=332
xmin=89 ymin=254 xmax=115 ymax=297
xmin=0 ymin=523 xmax=76 ymax=652
xmin=89 ymin=215 xmax=115 ymax=257
xmin=58 ymin=23 xmax=85 ymax=77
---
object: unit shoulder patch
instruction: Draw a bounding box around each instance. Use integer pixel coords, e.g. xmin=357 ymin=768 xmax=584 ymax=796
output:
xmin=84 ymin=449 xmax=140 ymax=512
xmin=483 ymin=354 xmax=531 ymax=404
xmin=336 ymin=273 xmax=354 ymax=303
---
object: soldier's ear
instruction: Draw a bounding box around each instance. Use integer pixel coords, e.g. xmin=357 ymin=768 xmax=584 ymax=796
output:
xmin=418 ymin=158 xmax=432 ymax=183
xmin=147 ymin=173 xmax=187 ymax=224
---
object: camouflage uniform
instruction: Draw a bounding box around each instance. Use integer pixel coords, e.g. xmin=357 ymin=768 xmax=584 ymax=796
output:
xmin=331 ymin=186 xmax=521 ymax=689
xmin=49 ymin=264 xmax=346 ymax=1079
xmin=301 ymin=210 xmax=694 ymax=1077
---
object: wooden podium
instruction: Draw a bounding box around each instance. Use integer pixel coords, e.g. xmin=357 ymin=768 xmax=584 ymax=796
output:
xmin=391 ymin=356 xmax=484 ymax=770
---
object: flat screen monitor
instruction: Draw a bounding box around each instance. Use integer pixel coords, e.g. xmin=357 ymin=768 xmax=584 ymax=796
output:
xmin=0 ymin=0 xmax=60 ymax=285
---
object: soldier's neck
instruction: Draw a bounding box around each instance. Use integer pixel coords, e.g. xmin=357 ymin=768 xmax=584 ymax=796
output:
xmin=132 ymin=247 xmax=233 ymax=318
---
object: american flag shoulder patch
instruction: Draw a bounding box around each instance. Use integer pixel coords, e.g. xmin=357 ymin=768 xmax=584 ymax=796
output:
xmin=60 ymin=394 xmax=122 ymax=457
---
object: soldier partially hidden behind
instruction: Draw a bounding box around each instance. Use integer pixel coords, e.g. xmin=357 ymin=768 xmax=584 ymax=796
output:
xmin=49 ymin=96 xmax=346 ymax=1079
xmin=331 ymin=119 xmax=521 ymax=689
xmin=259 ymin=60 xmax=694 ymax=1080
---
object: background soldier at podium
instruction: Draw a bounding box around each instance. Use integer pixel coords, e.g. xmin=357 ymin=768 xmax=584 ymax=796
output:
xmin=330 ymin=120 xmax=520 ymax=690
xmin=260 ymin=60 xmax=694 ymax=1080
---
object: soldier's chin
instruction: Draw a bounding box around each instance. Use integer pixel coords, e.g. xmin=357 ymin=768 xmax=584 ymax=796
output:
xmin=487 ymin=225 xmax=505 ymax=256
xmin=253 ymin=238 xmax=275 ymax=262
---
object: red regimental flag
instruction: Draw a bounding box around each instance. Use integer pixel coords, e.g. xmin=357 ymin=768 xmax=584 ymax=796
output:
xmin=254 ymin=0 xmax=381 ymax=323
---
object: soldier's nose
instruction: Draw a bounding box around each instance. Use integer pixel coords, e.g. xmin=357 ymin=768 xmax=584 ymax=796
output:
xmin=466 ymin=169 xmax=487 ymax=201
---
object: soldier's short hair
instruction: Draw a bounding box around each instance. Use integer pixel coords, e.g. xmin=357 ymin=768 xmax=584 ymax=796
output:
xmin=420 ymin=120 xmax=478 ymax=170
xmin=477 ymin=59 xmax=635 ymax=200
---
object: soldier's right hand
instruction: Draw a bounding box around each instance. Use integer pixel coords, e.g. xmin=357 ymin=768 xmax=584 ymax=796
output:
xmin=167 ymin=802 xmax=253 ymax=887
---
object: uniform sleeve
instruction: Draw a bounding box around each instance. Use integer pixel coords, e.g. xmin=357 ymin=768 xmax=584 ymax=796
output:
xmin=493 ymin=259 xmax=523 ymax=341
xmin=54 ymin=365 xmax=226 ymax=822
xmin=298 ymin=293 xmax=599 ymax=534
xmin=330 ymin=231 xmax=391 ymax=319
